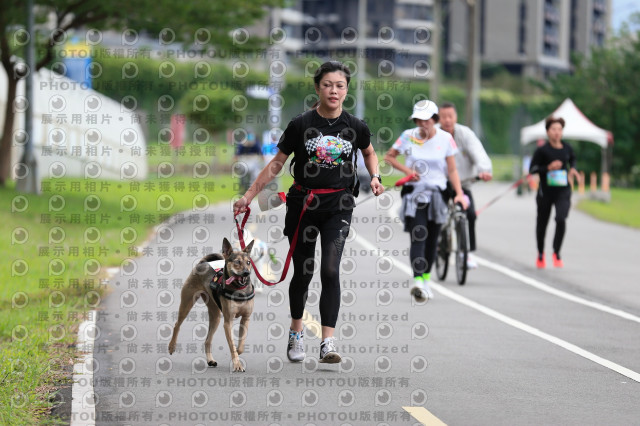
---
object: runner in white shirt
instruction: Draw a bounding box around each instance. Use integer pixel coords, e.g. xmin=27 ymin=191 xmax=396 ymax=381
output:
xmin=384 ymin=100 xmax=467 ymax=302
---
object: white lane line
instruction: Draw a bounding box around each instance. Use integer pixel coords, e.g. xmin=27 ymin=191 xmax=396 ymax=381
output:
xmin=71 ymin=310 xmax=97 ymax=426
xmin=354 ymin=234 xmax=640 ymax=383
xmin=379 ymin=205 xmax=640 ymax=323
xmin=474 ymin=255 xmax=640 ymax=324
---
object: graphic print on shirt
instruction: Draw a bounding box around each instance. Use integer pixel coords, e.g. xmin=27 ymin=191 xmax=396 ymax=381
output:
xmin=305 ymin=132 xmax=353 ymax=169
xmin=406 ymin=129 xmax=426 ymax=146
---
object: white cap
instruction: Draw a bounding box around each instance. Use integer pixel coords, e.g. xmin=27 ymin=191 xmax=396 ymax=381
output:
xmin=409 ymin=100 xmax=438 ymax=121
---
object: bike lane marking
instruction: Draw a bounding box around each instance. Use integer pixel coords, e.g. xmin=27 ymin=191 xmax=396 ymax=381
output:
xmin=354 ymin=233 xmax=640 ymax=384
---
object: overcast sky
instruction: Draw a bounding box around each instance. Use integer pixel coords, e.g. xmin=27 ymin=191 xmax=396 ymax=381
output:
xmin=612 ymin=0 xmax=640 ymax=31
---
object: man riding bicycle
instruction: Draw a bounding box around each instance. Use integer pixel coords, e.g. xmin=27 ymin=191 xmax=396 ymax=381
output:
xmin=438 ymin=102 xmax=492 ymax=269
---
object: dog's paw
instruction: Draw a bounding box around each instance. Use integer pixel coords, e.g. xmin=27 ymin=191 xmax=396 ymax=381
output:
xmin=232 ymin=359 xmax=245 ymax=372
xmin=208 ymin=360 xmax=217 ymax=367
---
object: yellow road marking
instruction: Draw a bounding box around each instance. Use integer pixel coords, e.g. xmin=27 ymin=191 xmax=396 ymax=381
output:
xmin=403 ymin=407 xmax=447 ymax=426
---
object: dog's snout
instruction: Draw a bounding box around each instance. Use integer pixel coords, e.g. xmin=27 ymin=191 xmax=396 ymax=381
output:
xmin=241 ymin=270 xmax=250 ymax=277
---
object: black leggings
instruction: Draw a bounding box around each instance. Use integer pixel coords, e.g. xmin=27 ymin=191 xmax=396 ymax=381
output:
xmin=407 ymin=203 xmax=442 ymax=277
xmin=463 ymin=188 xmax=477 ymax=252
xmin=536 ymin=187 xmax=571 ymax=256
xmin=284 ymin=204 xmax=351 ymax=328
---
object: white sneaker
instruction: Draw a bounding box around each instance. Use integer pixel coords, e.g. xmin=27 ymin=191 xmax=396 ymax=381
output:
xmin=423 ymin=281 xmax=434 ymax=299
xmin=466 ymin=256 xmax=478 ymax=269
xmin=319 ymin=337 xmax=341 ymax=364
xmin=410 ymin=278 xmax=434 ymax=301
xmin=287 ymin=329 xmax=305 ymax=362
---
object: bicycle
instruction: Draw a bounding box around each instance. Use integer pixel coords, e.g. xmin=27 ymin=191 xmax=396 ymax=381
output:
xmin=435 ymin=197 xmax=470 ymax=285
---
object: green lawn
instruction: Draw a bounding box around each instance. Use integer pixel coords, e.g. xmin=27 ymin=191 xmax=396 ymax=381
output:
xmin=576 ymin=187 xmax=640 ymax=229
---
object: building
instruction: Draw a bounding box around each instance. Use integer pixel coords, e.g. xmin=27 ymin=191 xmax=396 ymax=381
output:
xmin=274 ymin=0 xmax=437 ymax=79
xmin=444 ymin=0 xmax=612 ymax=79
xmin=269 ymin=0 xmax=612 ymax=80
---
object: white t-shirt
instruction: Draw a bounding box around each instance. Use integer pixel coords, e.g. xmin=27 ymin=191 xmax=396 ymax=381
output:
xmin=392 ymin=127 xmax=458 ymax=190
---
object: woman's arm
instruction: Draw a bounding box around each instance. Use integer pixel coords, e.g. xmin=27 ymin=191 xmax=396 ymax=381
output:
xmin=233 ymin=150 xmax=289 ymax=214
xmin=529 ymin=147 xmax=545 ymax=175
xmin=383 ymin=147 xmax=418 ymax=181
xmin=361 ymin=144 xmax=384 ymax=195
xmin=446 ymin=155 xmax=469 ymax=209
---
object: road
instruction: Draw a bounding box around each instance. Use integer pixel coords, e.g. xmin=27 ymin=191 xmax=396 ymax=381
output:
xmin=84 ymin=182 xmax=640 ymax=425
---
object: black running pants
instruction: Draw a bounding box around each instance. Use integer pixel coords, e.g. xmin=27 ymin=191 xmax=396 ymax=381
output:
xmin=407 ymin=203 xmax=442 ymax=277
xmin=536 ymin=187 xmax=571 ymax=256
xmin=284 ymin=204 xmax=351 ymax=328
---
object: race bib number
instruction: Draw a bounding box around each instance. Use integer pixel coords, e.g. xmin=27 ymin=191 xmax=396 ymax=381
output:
xmin=547 ymin=169 xmax=568 ymax=187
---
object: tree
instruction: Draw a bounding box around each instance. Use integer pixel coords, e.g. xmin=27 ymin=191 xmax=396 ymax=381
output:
xmin=0 ymin=0 xmax=284 ymax=186
xmin=548 ymin=14 xmax=640 ymax=185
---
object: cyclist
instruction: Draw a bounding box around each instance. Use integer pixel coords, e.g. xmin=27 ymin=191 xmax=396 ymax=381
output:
xmin=384 ymin=100 xmax=467 ymax=301
xmin=438 ymin=102 xmax=493 ymax=269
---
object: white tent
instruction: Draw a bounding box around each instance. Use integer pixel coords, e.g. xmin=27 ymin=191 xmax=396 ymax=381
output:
xmin=520 ymin=98 xmax=612 ymax=148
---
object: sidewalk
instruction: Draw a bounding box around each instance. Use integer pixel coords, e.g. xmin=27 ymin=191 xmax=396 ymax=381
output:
xmin=471 ymin=182 xmax=640 ymax=313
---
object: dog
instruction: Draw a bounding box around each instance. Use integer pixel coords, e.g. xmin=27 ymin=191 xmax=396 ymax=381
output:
xmin=168 ymin=238 xmax=255 ymax=372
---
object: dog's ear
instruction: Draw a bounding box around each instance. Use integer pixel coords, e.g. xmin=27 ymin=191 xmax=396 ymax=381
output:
xmin=244 ymin=239 xmax=255 ymax=255
xmin=222 ymin=238 xmax=233 ymax=258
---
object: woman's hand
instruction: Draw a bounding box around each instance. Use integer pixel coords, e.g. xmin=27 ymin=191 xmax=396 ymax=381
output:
xmin=370 ymin=179 xmax=385 ymax=196
xmin=233 ymin=195 xmax=250 ymax=215
xmin=454 ymin=193 xmax=469 ymax=210
xmin=548 ymin=160 xmax=563 ymax=171
xmin=569 ymin=167 xmax=580 ymax=181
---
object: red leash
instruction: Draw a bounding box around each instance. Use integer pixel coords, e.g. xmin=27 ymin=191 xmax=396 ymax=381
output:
xmin=234 ymin=186 xmax=344 ymax=286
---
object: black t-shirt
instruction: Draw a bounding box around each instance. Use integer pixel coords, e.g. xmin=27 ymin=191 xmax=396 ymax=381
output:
xmin=529 ymin=141 xmax=576 ymax=192
xmin=277 ymin=109 xmax=372 ymax=211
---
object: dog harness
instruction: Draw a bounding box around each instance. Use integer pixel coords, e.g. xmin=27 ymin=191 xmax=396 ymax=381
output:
xmin=207 ymin=260 xmax=255 ymax=311
xmin=235 ymin=183 xmax=346 ymax=286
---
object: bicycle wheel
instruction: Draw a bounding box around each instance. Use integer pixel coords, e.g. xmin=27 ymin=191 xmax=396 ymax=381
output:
xmin=455 ymin=215 xmax=469 ymax=285
xmin=435 ymin=226 xmax=450 ymax=281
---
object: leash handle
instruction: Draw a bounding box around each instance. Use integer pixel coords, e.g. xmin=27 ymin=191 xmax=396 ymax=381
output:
xmin=234 ymin=194 xmax=314 ymax=286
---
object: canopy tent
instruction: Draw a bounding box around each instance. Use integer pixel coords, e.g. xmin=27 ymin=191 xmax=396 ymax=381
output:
xmin=520 ymin=98 xmax=613 ymax=148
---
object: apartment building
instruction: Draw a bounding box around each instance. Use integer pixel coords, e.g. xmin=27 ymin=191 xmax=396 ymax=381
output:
xmin=444 ymin=0 xmax=612 ymax=78
xmin=270 ymin=0 xmax=611 ymax=80
xmin=275 ymin=0 xmax=437 ymax=78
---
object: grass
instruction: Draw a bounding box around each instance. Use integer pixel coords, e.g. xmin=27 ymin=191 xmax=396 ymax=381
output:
xmin=576 ymin=187 xmax=640 ymax=229
xmin=0 ymin=144 xmax=238 ymax=423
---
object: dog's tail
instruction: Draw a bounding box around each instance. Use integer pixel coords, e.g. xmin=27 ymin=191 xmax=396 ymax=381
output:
xmin=201 ymin=253 xmax=223 ymax=263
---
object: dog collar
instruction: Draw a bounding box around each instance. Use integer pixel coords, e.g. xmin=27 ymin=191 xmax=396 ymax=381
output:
xmin=225 ymin=275 xmax=250 ymax=288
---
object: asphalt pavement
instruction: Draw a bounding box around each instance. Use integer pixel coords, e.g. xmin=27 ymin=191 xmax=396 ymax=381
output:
xmin=85 ymin=182 xmax=640 ymax=425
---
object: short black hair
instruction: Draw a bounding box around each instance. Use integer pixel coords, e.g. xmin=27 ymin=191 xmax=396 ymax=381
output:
xmin=313 ymin=61 xmax=351 ymax=87
xmin=545 ymin=116 xmax=565 ymax=130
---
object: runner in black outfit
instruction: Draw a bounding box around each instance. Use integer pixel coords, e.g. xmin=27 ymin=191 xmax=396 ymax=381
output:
xmin=529 ymin=116 xmax=580 ymax=268
xmin=233 ymin=61 xmax=384 ymax=364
